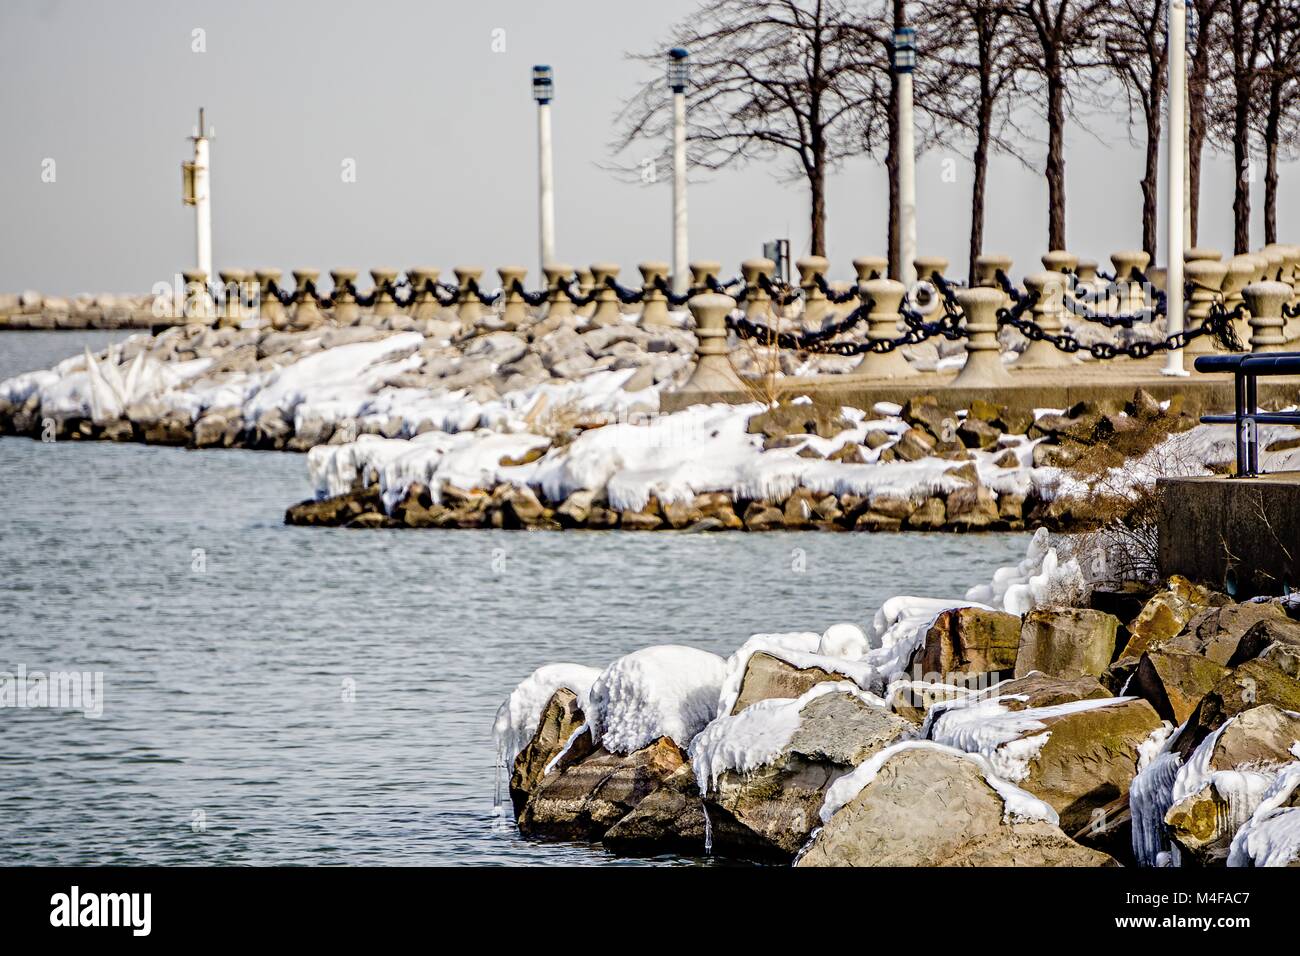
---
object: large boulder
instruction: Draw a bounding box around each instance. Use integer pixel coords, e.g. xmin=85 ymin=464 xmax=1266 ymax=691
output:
xmin=1129 ymin=649 xmax=1231 ymax=724
xmin=602 ymin=765 xmax=710 ymax=856
xmin=1015 ymin=606 xmax=1120 ymax=680
xmin=1174 ymin=659 xmax=1300 ymax=760
xmin=703 ymin=692 xmax=915 ymax=861
xmin=796 ymin=747 xmax=1116 ymax=867
xmin=1164 ymin=602 xmax=1292 ymax=666
xmin=1165 ymin=705 xmax=1300 ymax=866
xmin=508 ymin=688 xmax=592 ymax=819
xmin=1010 ymin=698 xmax=1164 ymax=833
xmin=730 ymin=652 xmax=838 ymax=715
xmin=978 ymin=672 xmax=1113 ymax=711
xmin=1227 ymin=615 xmax=1300 ymax=672
xmin=909 ymin=606 xmax=1022 ymax=685
xmin=518 ymin=737 xmax=687 ymax=841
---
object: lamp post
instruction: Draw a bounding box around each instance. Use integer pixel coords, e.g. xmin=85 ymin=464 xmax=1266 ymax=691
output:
xmin=668 ymin=48 xmax=690 ymax=296
xmin=533 ymin=65 xmax=556 ymax=283
xmin=183 ymin=107 xmax=213 ymax=285
xmin=893 ymin=28 xmax=917 ymax=287
xmin=1164 ymin=0 xmax=1188 ymax=376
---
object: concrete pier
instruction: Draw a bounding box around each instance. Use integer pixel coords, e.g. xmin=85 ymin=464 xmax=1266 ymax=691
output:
xmin=1158 ymin=472 xmax=1300 ymax=597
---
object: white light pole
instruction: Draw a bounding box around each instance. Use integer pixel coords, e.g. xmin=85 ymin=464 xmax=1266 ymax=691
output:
xmin=894 ymin=28 xmax=917 ymax=287
xmin=668 ymin=48 xmax=690 ymax=295
xmin=533 ymin=66 xmax=557 ymax=283
xmin=184 ymin=107 xmax=213 ymax=283
xmin=1164 ymin=0 xmax=1188 ymax=376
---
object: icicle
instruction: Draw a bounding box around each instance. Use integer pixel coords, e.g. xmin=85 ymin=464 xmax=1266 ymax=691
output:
xmin=701 ymin=799 xmax=713 ymax=856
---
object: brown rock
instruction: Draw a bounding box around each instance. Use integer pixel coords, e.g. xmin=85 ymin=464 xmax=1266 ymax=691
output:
xmin=509 ymin=688 xmax=593 ymax=819
xmin=743 ymin=502 xmax=785 ymax=532
xmin=796 ymin=747 xmax=1117 ymax=867
xmin=909 ymin=607 xmax=1022 ymax=684
xmin=1175 ymin=658 xmax=1300 ymax=759
xmin=519 ymin=737 xmax=687 ymax=840
xmin=1130 ymin=649 xmax=1230 ymax=724
xmin=1015 ymin=606 xmax=1120 ymax=680
xmin=1165 ymin=602 xmax=1290 ymax=666
xmin=905 ymin=497 xmax=947 ymax=530
xmin=945 ymin=484 xmax=1000 ymax=529
xmin=892 ymin=426 xmax=937 ymax=461
xmin=731 ymin=652 xmax=838 ymax=714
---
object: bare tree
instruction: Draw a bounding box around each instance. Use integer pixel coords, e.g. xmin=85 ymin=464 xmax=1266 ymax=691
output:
xmin=1254 ymin=0 xmax=1300 ymax=243
xmin=922 ymin=0 xmax=1025 ymax=281
xmin=1012 ymin=0 xmax=1104 ymax=251
xmin=612 ymin=0 xmax=892 ymax=257
xmin=1214 ymin=0 xmax=1270 ymax=252
xmin=1188 ymin=0 xmax=1227 ymax=245
xmin=1099 ymin=0 xmax=1168 ymax=260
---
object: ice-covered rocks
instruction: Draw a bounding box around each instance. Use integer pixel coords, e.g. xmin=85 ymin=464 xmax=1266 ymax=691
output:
xmin=795 ymin=745 xmax=1116 ymax=867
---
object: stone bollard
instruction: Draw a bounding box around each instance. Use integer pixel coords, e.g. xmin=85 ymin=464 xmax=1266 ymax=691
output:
xmin=181 ymin=270 xmax=215 ymax=325
xmin=1283 ymin=245 xmax=1300 ymax=343
xmin=1185 ymin=247 xmax=1223 ymax=265
xmin=1017 ymin=272 xmax=1076 ymax=367
xmin=588 ymin=263 xmax=622 ymax=327
xmin=852 ymin=256 xmax=888 ymax=284
xmin=913 ymin=256 xmax=950 ymax=286
xmin=217 ymin=269 xmax=245 ymax=327
xmin=1109 ymin=250 xmax=1150 ymax=314
xmin=972 ymin=254 xmax=1012 ymax=289
xmin=638 ymin=261 xmax=672 ymax=329
xmin=1222 ymin=256 xmax=1257 ymax=346
xmin=291 ymin=269 xmax=324 ymax=329
xmin=255 ymin=269 xmax=285 ymax=327
xmin=496 ymin=266 xmax=529 ymax=329
xmin=329 ymin=269 xmax=360 ymax=324
xmin=797 ymin=256 xmax=830 ymax=326
xmin=1258 ymin=244 xmax=1286 ymax=281
xmin=370 ymin=268 xmax=399 ymax=317
xmin=741 ymin=258 xmax=776 ymax=321
xmin=680 ymin=293 xmax=743 ymax=395
xmin=407 ymin=268 xmax=442 ymax=323
xmin=576 ymin=267 xmax=596 ymax=319
xmin=1041 ymin=250 xmax=1079 ymax=276
xmin=1244 ymin=281 xmax=1291 ymax=352
xmin=453 ymin=266 xmax=485 ymax=331
xmin=689 ymin=260 xmax=722 ymax=295
xmin=1183 ymin=258 xmax=1228 ymax=355
xmin=542 ymin=263 xmax=576 ymax=325
xmin=951 ymin=286 xmax=1012 ymax=388
xmin=856 ymin=278 xmax=914 ymax=378
xmin=1076 ymin=260 xmax=1099 ymax=285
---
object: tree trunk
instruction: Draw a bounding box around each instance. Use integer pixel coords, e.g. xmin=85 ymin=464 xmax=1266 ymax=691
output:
xmin=809 ymin=162 xmax=827 ymax=257
xmin=969 ymin=94 xmax=992 ymax=285
xmin=1045 ymin=70 xmax=1067 ymax=251
xmin=1232 ymin=97 xmax=1251 ymax=254
xmin=1187 ymin=1 xmax=1213 ymax=248
xmin=886 ymin=0 xmax=905 ymax=278
xmin=1141 ymin=102 xmax=1161 ymax=260
xmin=1264 ymin=81 xmax=1281 ymax=245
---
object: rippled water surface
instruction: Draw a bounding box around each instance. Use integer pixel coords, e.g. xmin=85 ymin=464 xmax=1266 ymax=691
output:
xmin=0 ymin=335 xmax=1029 ymax=865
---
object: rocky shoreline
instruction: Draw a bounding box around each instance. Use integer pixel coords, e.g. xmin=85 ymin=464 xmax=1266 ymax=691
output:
xmin=495 ymin=540 xmax=1300 ymax=866
xmin=283 ymin=389 xmax=1205 ymax=534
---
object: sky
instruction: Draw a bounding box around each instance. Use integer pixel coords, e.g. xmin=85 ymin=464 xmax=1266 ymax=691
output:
xmin=0 ymin=0 xmax=1294 ymax=295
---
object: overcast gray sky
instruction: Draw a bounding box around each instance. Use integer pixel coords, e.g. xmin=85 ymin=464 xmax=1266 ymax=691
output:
xmin=1 ymin=0 xmax=1294 ymax=295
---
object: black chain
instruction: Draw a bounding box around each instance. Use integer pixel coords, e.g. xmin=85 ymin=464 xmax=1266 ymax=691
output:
xmin=994 ymin=269 xmax=1024 ymax=304
xmin=652 ymin=274 xmax=692 ymax=306
xmin=813 ymin=273 xmax=859 ymax=304
xmin=998 ymin=298 xmax=1245 ymax=359
xmin=561 ymin=279 xmax=598 ymax=306
xmin=511 ymin=279 xmax=549 ymax=307
xmin=605 ymin=275 xmax=646 ymax=304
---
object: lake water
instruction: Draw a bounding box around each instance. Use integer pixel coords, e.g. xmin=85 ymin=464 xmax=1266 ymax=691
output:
xmin=0 ymin=332 xmax=1029 ymax=865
